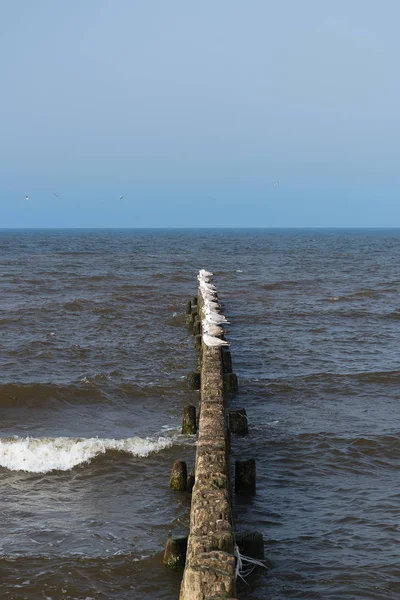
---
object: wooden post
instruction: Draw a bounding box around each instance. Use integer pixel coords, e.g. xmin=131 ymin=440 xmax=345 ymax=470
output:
xmin=170 ymin=460 xmax=187 ymax=491
xmin=182 ymin=405 xmax=197 ymax=434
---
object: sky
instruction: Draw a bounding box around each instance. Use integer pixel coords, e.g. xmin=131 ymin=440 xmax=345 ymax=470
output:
xmin=1 ymin=0 xmax=399 ymax=228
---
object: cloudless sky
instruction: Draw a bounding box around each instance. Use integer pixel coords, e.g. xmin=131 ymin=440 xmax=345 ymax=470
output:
xmin=1 ymin=0 xmax=399 ymax=227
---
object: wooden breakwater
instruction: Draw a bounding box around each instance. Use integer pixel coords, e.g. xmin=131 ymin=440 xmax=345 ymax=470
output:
xmin=181 ymin=271 xmax=237 ymax=599
xmin=165 ymin=270 xmax=263 ymax=598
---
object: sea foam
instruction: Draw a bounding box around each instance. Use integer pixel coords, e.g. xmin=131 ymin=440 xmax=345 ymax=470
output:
xmin=0 ymin=435 xmax=172 ymax=473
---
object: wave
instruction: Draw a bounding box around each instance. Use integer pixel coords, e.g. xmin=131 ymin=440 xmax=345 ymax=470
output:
xmin=263 ymin=280 xmax=301 ymax=291
xmin=0 ymin=317 xmax=26 ymax=325
xmin=0 ymin=383 xmax=107 ymax=407
xmin=301 ymin=369 xmax=400 ymax=385
xmin=261 ymin=431 xmax=400 ymax=474
xmin=0 ymin=435 xmax=173 ymax=473
xmin=78 ymin=274 xmax=118 ymax=282
xmin=0 ymin=553 xmax=171 ymax=600
xmin=324 ymin=289 xmax=379 ymax=302
xmin=0 ymin=381 xmax=184 ymax=408
xmin=63 ymin=298 xmax=95 ymax=311
xmin=383 ymin=310 xmax=400 ymax=321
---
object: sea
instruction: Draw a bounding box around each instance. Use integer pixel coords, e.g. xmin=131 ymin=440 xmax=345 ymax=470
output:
xmin=0 ymin=228 xmax=399 ymax=600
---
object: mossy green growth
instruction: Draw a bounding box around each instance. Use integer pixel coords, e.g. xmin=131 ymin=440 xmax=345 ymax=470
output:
xmin=187 ymin=371 xmax=201 ymax=390
xmin=182 ymin=405 xmax=197 ymax=435
xmin=163 ymin=536 xmax=188 ymax=569
xmin=170 ymin=460 xmax=187 ymax=491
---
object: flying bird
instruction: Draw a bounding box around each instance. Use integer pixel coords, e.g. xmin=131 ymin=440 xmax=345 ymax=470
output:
xmin=120 ymin=196 xmax=124 ymax=200
xmin=25 ymin=195 xmax=30 ymax=200
xmin=273 ymin=181 xmax=280 ymax=187
xmin=53 ymin=193 xmax=60 ymax=198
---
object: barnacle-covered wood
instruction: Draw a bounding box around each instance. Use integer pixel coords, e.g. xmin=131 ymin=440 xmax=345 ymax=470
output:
xmin=180 ymin=316 xmax=237 ymax=599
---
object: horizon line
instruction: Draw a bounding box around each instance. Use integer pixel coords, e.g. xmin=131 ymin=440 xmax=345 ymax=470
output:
xmin=1 ymin=226 xmax=400 ymax=231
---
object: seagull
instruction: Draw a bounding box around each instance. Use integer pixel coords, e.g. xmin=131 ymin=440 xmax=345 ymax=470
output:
xmin=203 ymin=333 xmax=230 ymax=347
xmin=198 ymin=273 xmax=214 ymax=282
xmin=53 ymin=193 xmax=60 ymax=198
xmin=203 ymin=312 xmax=230 ymax=325
xmin=202 ymin=321 xmax=224 ymax=337
xmin=273 ymin=181 xmax=280 ymax=187
xmin=198 ymin=279 xmax=215 ymax=289
xmin=120 ymin=196 xmax=124 ymax=200
xmin=204 ymin=300 xmax=220 ymax=311
xmin=202 ymin=286 xmax=217 ymax=295
xmin=25 ymin=195 xmax=30 ymax=200
xmin=203 ymin=305 xmax=226 ymax=316
xmin=201 ymin=286 xmax=218 ymax=295
xmin=198 ymin=269 xmax=213 ymax=280
xmin=202 ymin=292 xmax=218 ymax=303
xmin=200 ymin=282 xmax=217 ymax=293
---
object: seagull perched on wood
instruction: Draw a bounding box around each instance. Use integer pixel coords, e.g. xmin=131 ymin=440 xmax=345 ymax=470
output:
xmin=201 ymin=283 xmax=217 ymax=294
xmin=203 ymin=305 xmax=219 ymax=313
xmin=202 ymin=289 xmax=218 ymax=298
xmin=204 ymin=301 xmax=221 ymax=311
xmin=203 ymin=295 xmax=219 ymax=304
xmin=203 ymin=312 xmax=230 ymax=325
xmin=203 ymin=305 xmax=227 ymax=318
xmin=198 ymin=269 xmax=213 ymax=280
xmin=202 ymin=321 xmax=224 ymax=337
xmin=203 ymin=333 xmax=230 ymax=347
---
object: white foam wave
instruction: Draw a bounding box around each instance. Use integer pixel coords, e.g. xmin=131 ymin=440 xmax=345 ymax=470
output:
xmin=0 ymin=436 xmax=173 ymax=473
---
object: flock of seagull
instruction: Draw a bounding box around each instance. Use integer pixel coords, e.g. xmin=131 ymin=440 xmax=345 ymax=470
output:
xmin=197 ymin=269 xmax=230 ymax=348
xmin=23 ymin=184 xmax=280 ymax=203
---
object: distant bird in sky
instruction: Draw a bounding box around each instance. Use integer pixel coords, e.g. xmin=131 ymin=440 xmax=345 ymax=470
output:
xmin=273 ymin=181 xmax=280 ymax=187
xmin=120 ymin=195 xmax=124 ymax=200
xmin=53 ymin=192 xmax=60 ymax=198
xmin=25 ymin=195 xmax=29 ymax=200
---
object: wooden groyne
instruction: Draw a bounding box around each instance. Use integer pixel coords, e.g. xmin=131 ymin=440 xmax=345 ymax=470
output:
xmin=165 ymin=270 xmax=263 ymax=598
xmin=181 ymin=271 xmax=237 ymax=599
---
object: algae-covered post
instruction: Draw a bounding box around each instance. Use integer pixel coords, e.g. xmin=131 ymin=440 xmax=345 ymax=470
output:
xmin=182 ymin=404 xmax=197 ymax=435
xmin=170 ymin=460 xmax=188 ymax=492
xmin=163 ymin=534 xmax=188 ymax=569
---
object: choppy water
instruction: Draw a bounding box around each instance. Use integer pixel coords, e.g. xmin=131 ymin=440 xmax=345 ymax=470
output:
xmin=1 ymin=228 xmax=400 ymax=599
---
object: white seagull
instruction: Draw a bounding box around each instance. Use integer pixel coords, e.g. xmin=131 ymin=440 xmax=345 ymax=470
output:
xmin=198 ymin=269 xmax=213 ymax=280
xmin=120 ymin=196 xmax=124 ymax=200
xmin=201 ymin=283 xmax=217 ymax=293
xmin=203 ymin=304 xmax=226 ymax=316
xmin=25 ymin=195 xmax=30 ymax=200
xmin=202 ymin=321 xmax=224 ymax=337
xmin=203 ymin=313 xmax=230 ymax=325
xmin=203 ymin=297 xmax=220 ymax=307
xmin=200 ymin=286 xmax=217 ymax=300
xmin=203 ymin=333 xmax=230 ymax=347
xmin=204 ymin=303 xmax=221 ymax=313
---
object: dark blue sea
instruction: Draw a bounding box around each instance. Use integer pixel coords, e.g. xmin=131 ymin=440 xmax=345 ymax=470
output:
xmin=1 ymin=228 xmax=400 ymax=599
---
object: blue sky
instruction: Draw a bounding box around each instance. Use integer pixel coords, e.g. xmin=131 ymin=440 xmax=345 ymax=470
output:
xmin=1 ymin=0 xmax=399 ymax=227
